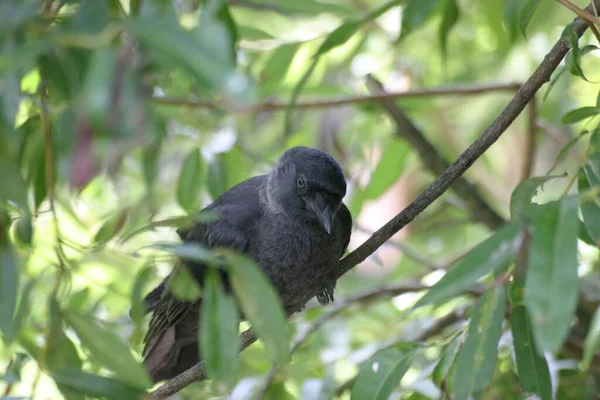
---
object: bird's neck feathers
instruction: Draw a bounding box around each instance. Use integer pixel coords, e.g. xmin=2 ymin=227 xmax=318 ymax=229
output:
xmin=262 ymin=162 xmax=297 ymax=216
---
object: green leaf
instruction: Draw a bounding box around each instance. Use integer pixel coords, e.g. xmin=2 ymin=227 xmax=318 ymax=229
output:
xmin=120 ymin=213 xmax=218 ymax=243
xmin=150 ymin=242 xmax=221 ymax=264
xmin=518 ymin=0 xmax=542 ymax=38
xmin=438 ymin=0 xmax=459 ymax=59
xmin=94 ymin=209 xmax=128 ymax=244
xmin=0 ymin=1 xmax=38 ymax=37
xmin=0 ymin=246 xmax=18 ymax=344
xmin=129 ymin=266 xmax=155 ymax=347
xmin=207 ymin=156 xmax=228 ymax=200
xmin=44 ymin=298 xmax=82 ymax=373
xmin=563 ymin=22 xmax=599 ymax=82
xmin=166 ymin=263 xmax=203 ymax=302
xmin=14 ymin=213 xmax=33 ymax=246
xmin=177 ymin=149 xmax=203 ymax=213
xmin=5 ymin=276 xmax=38 ymax=346
xmin=432 ymin=332 xmax=462 ymax=388
xmin=126 ymin=17 xmax=254 ymax=100
xmin=51 ymin=370 xmax=146 ymax=400
xmin=224 ymin=252 xmax=290 ymax=366
xmin=261 ymin=43 xmax=301 ymax=89
xmin=350 ymin=348 xmax=413 ymax=400
xmin=400 ymin=0 xmax=439 ymax=39
xmin=546 ymin=130 xmax=589 ymax=175
xmin=69 ymin=0 xmax=110 ymax=34
xmin=64 ymin=311 xmax=152 ymax=390
xmin=561 ymin=107 xmax=600 ymax=124
xmin=579 ymin=165 xmax=600 ymax=244
xmin=510 ymin=175 xmax=566 ymax=218
xmin=196 ymin=0 xmax=239 ymax=67
xmin=363 ymin=139 xmax=410 ymax=200
xmin=452 ymin=286 xmax=506 ymax=400
xmin=315 ymin=21 xmax=362 ymax=57
xmin=0 ymin=158 xmax=29 ymax=212
xmin=583 ymin=306 xmax=600 ymax=368
xmin=201 ymin=270 xmax=240 ymax=388
xmin=413 ymin=221 xmax=521 ymax=309
xmin=525 ymin=197 xmax=579 ymax=353
xmin=509 ymin=281 xmax=552 ymax=400
xmin=142 ymin=137 xmax=162 ymax=190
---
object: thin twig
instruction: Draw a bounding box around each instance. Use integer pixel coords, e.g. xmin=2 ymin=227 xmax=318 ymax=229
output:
xmin=364 ymin=75 xmax=506 ymax=230
xmin=521 ymin=96 xmax=537 ymax=181
xmin=151 ymin=82 xmax=522 ymax=113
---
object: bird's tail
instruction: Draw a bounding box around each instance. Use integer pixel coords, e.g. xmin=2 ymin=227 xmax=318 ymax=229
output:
xmin=142 ymin=283 xmax=202 ymax=383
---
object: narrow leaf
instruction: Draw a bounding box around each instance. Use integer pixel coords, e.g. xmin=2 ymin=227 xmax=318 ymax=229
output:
xmin=400 ymin=0 xmax=440 ymax=39
xmin=561 ymin=107 xmax=600 ymax=124
xmin=546 ymin=130 xmax=589 ymax=175
xmin=64 ymin=311 xmax=153 ymax=390
xmin=583 ymin=306 xmax=600 ymax=368
xmin=224 ymin=252 xmax=290 ymax=366
xmin=525 ymin=197 xmax=579 ymax=353
xmin=432 ymin=332 xmax=462 ymax=388
xmin=518 ymin=0 xmax=542 ymax=38
xmin=261 ymin=43 xmax=300 ymax=89
xmin=200 ymin=270 xmax=240 ymax=388
xmin=207 ymin=156 xmax=228 ymax=200
xmin=413 ymin=221 xmax=521 ymax=309
xmin=177 ymin=149 xmax=202 ymax=213
xmin=167 ymin=263 xmax=203 ymax=302
xmin=510 ymin=175 xmax=566 ymax=218
xmin=51 ymin=370 xmax=145 ymax=400
xmin=452 ymin=286 xmax=506 ymax=400
xmin=364 ymin=139 xmax=410 ymax=200
xmin=509 ymin=281 xmax=552 ymax=400
xmin=315 ymin=21 xmax=362 ymax=57
xmin=579 ymin=166 xmax=600 ymax=244
xmin=438 ymin=0 xmax=459 ymax=59
xmin=0 ymin=246 xmax=18 ymax=343
xmin=351 ymin=348 xmax=413 ymax=400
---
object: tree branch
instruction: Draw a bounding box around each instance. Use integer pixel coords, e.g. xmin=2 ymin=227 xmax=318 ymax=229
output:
xmin=337 ymin=3 xmax=596 ymax=277
xmin=151 ymin=82 xmax=521 ymax=113
xmin=364 ymin=74 xmax=506 ymax=230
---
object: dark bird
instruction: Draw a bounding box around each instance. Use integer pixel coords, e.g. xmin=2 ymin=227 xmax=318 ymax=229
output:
xmin=142 ymin=146 xmax=352 ymax=382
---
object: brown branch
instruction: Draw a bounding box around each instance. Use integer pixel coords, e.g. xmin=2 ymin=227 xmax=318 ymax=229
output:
xmin=521 ymin=97 xmax=537 ymax=181
xmin=148 ymin=3 xmax=597 ymax=397
xmin=337 ymin=2 xmax=596 ymax=277
xmin=151 ymin=82 xmax=521 ymax=113
xmin=364 ymin=75 xmax=506 ymax=230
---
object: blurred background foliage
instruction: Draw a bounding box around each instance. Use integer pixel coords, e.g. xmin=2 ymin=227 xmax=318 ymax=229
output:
xmin=1 ymin=0 xmax=600 ymax=399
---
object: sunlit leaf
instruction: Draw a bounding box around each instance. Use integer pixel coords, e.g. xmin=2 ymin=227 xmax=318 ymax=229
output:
xmin=120 ymin=213 xmax=217 ymax=244
xmin=561 ymin=107 xmax=600 ymax=124
xmin=351 ymin=348 xmax=413 ymax=400
xmin=129 ymin=265 xmax=155 ymax=347
xmin=363 ymin=139 xmax=410 ymax=200
xmin=525 ymin=197 xmax=579 ymax=353
xmin=224 ymin=252 xmax=290 ymax=366
xmin=261 ymin=43 xmax=301 ymax=89
xmin=94 ymin=209 xmax=128 ymax=244
xmin=64 ymin=310 xmax=153 ymax=390
xmin=150 ymin=242 xmax=221 ymax=264
xmin=510 ymin=175 xmax=566 ymax=218
xmin=315 ymin=21 xmax=362 ymax=57
xmin=166 ymin=263 xmax=203 ymax=302
xmin=452 ymin=286 xmax=506 ymax=400
xmin=207 ymin=155 xmax=228 ymax=200
xmin=400 ymin=0 xmax=439 ymax=39
xmin=201 ymin=269 xmax=240 ymax=388
xmin=509 ymin=281 xmax=552 ymax=400
xmin=177 ymin=149 xmax=203 ymax=213
xmin=413 ymin=221 xmax=521 ymax=309
xmin=518 ymin=0 xmax=542 ymax=38
xmin=438 ymin=0 xmax=459 ymax=59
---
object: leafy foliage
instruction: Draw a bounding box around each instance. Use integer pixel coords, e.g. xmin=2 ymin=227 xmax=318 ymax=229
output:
xmin=1 ymin=0 xmax=600 ymax=399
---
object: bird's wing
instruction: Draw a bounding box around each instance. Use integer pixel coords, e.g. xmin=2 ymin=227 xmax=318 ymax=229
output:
xmin=337 ymin=203 xmax=353 ymax=258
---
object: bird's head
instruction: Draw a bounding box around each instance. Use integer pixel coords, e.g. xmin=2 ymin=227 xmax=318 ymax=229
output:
xmin=266 ymin=146 xmax=347 ymax=234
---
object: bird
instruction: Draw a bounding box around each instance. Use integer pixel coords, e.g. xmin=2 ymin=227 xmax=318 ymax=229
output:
xmin=141 ymin=146 xmax=353 ymax=383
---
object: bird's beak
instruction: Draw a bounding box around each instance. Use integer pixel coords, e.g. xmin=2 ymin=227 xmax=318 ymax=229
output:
xmin=311 ymin=203 xmax=333 ymax=234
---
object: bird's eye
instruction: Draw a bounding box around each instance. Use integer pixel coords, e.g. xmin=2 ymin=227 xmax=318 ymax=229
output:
xmin=296 ymin=177 xmax=307 ymax=191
